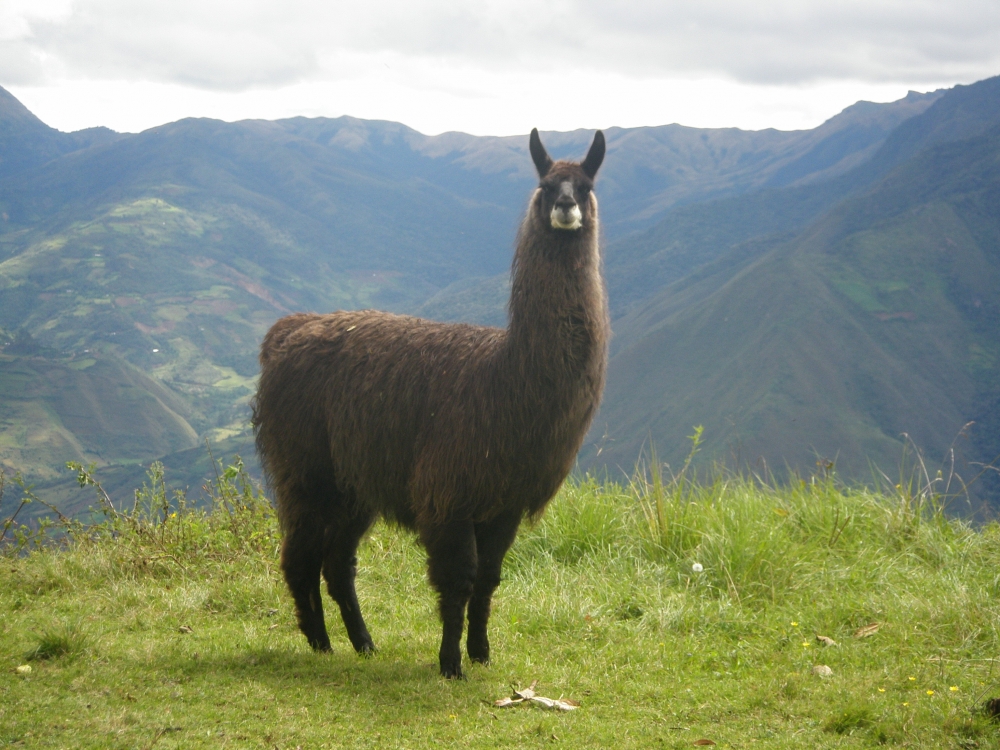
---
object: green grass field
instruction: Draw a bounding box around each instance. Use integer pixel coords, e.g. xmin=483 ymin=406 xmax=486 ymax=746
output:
xmin=3 ymin=457 xmax=1000 ymax=749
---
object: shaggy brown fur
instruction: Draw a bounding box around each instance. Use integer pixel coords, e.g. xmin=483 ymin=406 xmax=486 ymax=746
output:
xmin=252 ymin=129 xmax=609 ymax=678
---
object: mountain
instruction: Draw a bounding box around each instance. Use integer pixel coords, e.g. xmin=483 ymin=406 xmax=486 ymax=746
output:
xmin=585 ymin=79 xmax=1000 ymax=504
xmin=0 ymin=87 xmax=118 ymax=180
xmin=0 ymin=80 xmax=982 ymax=508
xmin=598 ymin=89 xmax=942 ymax=230
xmin=603 ymin=81 xmax=1000 ymax=319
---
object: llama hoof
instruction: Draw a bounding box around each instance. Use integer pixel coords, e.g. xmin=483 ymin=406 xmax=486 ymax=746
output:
xmin=465 ymin=637 xmax=490 ymax=664
xmin=356 ymin=643 xmax=376 ymax=657
xmin=467 ymin=640 xmax=490 ymax=664
xmin=308 ymin=639 xmax=333 ymax=653
xmin=440 ymin=658 xmax=464 ymax=679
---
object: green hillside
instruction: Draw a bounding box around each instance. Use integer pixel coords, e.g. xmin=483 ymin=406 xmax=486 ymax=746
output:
xmin=0 ymin=349 xmax=198 ymax=481
xmin=589 ymin=121 xmax=1000 ymax=497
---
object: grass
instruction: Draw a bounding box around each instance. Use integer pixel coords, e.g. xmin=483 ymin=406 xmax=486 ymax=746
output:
xmin=3 ymin=457 xmax=1000 ymax=748
xmin=23 ymin=620 xmax=87 ymax=662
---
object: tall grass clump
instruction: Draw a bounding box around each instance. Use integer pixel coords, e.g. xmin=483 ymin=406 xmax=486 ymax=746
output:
xmin=0 ymin=455 xmax=280 ymax=570
xmin=510 ymin=428 xmax=992 ymax=619
xmin=24 ymin=620 xmax=87 ymax=662
xmin=623 ymin=427 xmax=822 ymax=602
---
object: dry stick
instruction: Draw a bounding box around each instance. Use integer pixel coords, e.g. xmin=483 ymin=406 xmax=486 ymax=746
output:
xmin=2 ymin=472 xmax=77 ymax=544
xmin=73 ymin=463 xmax=124 ymax=522
xmin=901 ymin=432 xmax=934 ymax=501
xmin=828 ymin=505 xmax=851 ymax=548
xmin=965 ymin=451 xmax=1000 ymax=491
xmin=145 ymin=554 xmax=188 ymax=571
xmin=143 ymin=727 xmax=168 ymax=750
xmin=31 ymin=495 xmax=73 ymax=525
xmin=0 ymin=470 xmax=21 ymax=543
xmin=0 ymin=499 xmax=30 ymax=544
xmin=142 ymin=526 xmax=191 ymax=573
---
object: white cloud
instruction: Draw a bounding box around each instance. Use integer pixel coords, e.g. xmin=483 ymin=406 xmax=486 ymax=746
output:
xmin=0 ymin=0 xmax=72 ymax=40
xmin=0 ymin=0 xmax=72 ymax=84
xmin=4 ymin=0 xmax=999 ymax=89
xmin=1 ymin=1 xmax=997 ymax=134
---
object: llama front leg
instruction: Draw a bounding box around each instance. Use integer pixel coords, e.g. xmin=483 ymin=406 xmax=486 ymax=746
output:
xmin=467 ymin=509 xmax=522 ymax=665
xmin=424 ymin=518 xmax=477 ymax=678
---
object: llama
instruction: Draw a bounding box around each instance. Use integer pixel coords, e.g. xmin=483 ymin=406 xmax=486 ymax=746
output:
xmin=252 ymin=128 xmax=608 ymax=678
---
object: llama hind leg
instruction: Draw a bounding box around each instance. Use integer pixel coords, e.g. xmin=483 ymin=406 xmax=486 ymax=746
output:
xmin=424 ymin=518 xmax=477 ymax=679
xmin=281 ymin=509 xmax=331 ymax=652
xmin=467 ymin=509 xmax=522 ymax=665
xmin=322 ymin=509 xmax=377 ymax=654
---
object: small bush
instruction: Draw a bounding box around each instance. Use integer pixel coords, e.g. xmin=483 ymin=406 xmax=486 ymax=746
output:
xmin=1 ymin=454 xmax=279 ymax=568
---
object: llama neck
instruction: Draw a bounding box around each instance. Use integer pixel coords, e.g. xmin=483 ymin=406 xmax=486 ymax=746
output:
xmin=504 ymin=202 xmax=609 ymax=398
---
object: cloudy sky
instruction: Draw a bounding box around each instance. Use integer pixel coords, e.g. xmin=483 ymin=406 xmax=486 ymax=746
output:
xmin=2 ymin=0 xmax=999 ymax=136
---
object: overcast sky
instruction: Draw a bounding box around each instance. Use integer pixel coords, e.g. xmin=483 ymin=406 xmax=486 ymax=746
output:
xmin=2 ymin=0 xmax=998 ymax=136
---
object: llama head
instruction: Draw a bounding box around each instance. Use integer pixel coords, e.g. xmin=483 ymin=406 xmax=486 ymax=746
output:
xmin=529 ymin=128 xmax=605 ymax=232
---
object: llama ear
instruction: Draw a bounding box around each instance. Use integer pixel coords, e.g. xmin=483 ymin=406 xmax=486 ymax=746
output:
xmin=582 ymin=130 xmax=605 ymax=179
xmin=529 ymin=128 xmax=553 ymax=178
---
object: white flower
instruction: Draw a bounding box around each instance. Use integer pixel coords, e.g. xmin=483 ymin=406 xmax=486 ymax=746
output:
xmin=691 ymin=562 xmax=704 ymax=573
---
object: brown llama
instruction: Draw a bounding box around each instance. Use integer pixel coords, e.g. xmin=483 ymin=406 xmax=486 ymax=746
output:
xmin=252 ymin=128 xmax=608 ymax=678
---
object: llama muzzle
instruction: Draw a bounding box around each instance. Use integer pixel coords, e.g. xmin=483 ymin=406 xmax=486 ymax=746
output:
xmin=550 ymin=204 xmax=583 ymax=230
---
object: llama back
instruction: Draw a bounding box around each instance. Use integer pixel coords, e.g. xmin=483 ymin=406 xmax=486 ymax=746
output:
xmin=259 ymin=313 xmax=318 ymax=367
xmin=254 ymin=309 xmax=513 ymax=527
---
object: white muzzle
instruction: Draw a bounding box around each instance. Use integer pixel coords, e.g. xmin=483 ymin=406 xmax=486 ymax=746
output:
xmin=550 ymin=205 xmax=583 ymax=230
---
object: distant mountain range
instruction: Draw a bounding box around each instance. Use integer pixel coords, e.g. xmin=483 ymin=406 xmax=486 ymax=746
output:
xmin=1 ymin=78 xmax=998 ymax=511
xmin=591 ymin=78 xmax=1000 ymax=499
